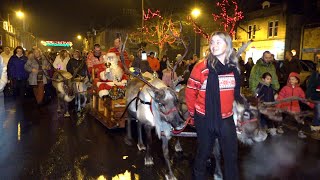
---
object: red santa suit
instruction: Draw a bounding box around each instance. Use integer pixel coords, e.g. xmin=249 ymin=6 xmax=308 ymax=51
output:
xmin=93 ymin=52 xmax=127 ymax=97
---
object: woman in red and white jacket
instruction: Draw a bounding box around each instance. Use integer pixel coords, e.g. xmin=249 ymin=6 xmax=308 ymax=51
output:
xmin=186 ymin=31 xmax=243 ymax=180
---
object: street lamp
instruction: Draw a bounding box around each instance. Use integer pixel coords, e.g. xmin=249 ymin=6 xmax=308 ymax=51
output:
xmin=191 ymin=8 xmax=201 ymax=55
xmin=16 ymin=11 xmax=25 ymax=19
xmin=191 ymin=8 xmax=201 ymax=19
xmin=77 ymin=35 xmax=82 ymax=40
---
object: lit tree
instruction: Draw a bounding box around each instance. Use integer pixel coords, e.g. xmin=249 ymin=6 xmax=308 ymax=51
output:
xmin=212 ymin=0 xmax=244 ymax=35
xmin=129 ymin=9 xmax=182 ymax=58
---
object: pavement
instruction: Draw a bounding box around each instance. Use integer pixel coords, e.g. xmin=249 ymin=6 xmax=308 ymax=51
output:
xmin=0 ymin=96 xmax=320 ymax=180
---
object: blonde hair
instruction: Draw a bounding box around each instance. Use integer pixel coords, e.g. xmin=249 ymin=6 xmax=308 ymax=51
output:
xmin=207 ymin=31 xmax=238 ymax=70
xmin=59 ymin=49 xmax=69 ymax=60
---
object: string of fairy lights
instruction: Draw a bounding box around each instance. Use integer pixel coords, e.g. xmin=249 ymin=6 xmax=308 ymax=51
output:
xmin=129 ymin=0 xmax=243 ymax=45
xmin=142 ymin=9 xmax=180 ymax=46
xmin=212 ymin=0 xmax=244 ymax=35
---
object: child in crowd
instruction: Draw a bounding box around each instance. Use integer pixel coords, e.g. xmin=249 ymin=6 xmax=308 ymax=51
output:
xmin=256 ymin=72 xmax=278 ymax=135
xmin=277 ymin=72 xmax=309 ymax=138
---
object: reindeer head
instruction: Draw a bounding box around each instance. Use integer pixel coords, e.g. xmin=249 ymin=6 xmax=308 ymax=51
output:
xmin=152 ymin=85 xmax=185 ymax=130
xmin=234 ymin=101 xmax=268 ymax=145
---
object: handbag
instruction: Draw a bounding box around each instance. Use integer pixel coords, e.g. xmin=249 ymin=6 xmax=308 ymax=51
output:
xmin=3 ymin=80 xmax=14 ymax=97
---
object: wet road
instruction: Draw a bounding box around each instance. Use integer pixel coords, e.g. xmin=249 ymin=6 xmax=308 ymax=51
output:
xmin=0 ymin=96 xmax=320 ymax=180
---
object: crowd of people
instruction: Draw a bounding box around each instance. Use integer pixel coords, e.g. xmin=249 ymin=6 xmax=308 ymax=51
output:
xmin=0 ymin=32 xmax=319 ymax=180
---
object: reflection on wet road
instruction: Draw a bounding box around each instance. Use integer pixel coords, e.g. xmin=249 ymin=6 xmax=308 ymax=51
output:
xmin=0 ymin=96 xmax=319 ymax=179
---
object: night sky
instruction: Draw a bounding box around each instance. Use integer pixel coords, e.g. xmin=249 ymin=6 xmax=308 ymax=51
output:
xmin=1 ymin=0 xmax=197 ymax=41
xmin=0 ymin=0 xmax=280 ymax=41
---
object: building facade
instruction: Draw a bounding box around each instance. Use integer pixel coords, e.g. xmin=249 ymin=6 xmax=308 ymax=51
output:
xmin=233 ymin=1 xmax=303 ymax=63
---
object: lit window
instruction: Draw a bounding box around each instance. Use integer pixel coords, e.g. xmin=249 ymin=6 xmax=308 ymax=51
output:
xmin=248 ymin=25 xmax=252 ymax=39
xmin=268 ymin=20 xmax=279 ymax=37
xmin=248 ymin=25 xmax=256 ymax=39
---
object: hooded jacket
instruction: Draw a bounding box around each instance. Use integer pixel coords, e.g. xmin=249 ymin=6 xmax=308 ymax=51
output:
xmin=249 ymin=58 xmax=279 ymax=93
xmin=277 ymin=72 xmax=305 ymax=113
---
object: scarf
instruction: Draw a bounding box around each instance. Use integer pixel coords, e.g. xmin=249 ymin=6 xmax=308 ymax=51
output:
xmin=205 ymin=55 xmax=238 ymax=135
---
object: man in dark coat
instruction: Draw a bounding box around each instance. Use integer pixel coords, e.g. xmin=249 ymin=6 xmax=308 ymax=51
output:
xmin=283 ymin=50 xmax=302 ymax=82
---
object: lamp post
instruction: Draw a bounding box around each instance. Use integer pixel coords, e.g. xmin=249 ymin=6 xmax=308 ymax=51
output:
xmin=16 ymin=10 xmax=25 ymax=31
xmin=191 ymin=8 xmax=200 ymax=55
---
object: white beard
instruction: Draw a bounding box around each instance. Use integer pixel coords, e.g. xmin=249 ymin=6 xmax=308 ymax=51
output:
xmin=106 ymin=65 xmax=123 ymax=82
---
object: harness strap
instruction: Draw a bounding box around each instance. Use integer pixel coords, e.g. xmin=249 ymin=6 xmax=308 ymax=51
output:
xmin=237 ymin=118 xmax=258 ymax=127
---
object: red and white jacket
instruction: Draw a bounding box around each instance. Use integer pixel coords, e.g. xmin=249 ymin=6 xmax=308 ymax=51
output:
xmin=185 ymin=59 xmax=236 ymax=119
xmin=86 ymin=52 xmax=107 ymax=75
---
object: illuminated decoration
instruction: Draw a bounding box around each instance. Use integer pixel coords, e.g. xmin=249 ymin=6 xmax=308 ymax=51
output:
xmin=143 ymin=9 xmax=162 ymax=20
xmin=41 ymin=41 xmax=73 ymax=47
xmin=187 ymin=16 xmax=209 ymax=40
xmin=130 ymin=9 xmax=181 ymax=57
xmin=212 ymin=0 xmax=244 ymax=35
xmin=142 ymin=10 xmax=180 ymax=47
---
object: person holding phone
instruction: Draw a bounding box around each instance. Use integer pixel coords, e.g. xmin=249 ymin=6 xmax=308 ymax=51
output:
xmin=131 ymin=49 xmax=152 ymax=74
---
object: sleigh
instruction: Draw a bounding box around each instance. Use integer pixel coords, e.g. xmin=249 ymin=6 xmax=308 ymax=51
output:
xmin=90 ymin=69 xmax=128 ymax=129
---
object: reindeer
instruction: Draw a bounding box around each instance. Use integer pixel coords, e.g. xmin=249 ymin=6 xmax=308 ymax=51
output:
xmin=119 ymin=34 xmax=187 ymax=180
xmin=45 ymin=54 xmax=87 ymax=117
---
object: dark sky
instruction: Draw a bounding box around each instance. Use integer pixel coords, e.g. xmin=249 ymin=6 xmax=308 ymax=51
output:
xmin=0 ymin=0 xmax=287 ymax=41
xmin=2 ymin=0 xmax=198 ymax=41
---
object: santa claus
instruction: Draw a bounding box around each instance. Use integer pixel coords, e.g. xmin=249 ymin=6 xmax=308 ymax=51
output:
xmin=94 ymin=52 xmax=127 ymax=98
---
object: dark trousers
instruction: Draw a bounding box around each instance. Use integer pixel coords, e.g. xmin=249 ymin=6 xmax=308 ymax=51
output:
xmin=13 ymin=79 xmax=27 ymax=98
xmin=193 ymin=113 xmax=238 ymax=180
xmin=313 ymin=103 xmax=320 ymax=126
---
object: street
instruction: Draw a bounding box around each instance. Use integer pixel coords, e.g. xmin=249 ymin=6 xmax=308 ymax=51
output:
xmin=0 ymin=96 xmax=320 ymax=180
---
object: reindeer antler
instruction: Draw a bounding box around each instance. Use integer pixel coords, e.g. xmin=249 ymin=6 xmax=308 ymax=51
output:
xmin=71 ymin=58 xmax=86 ymax=81
xmin=236 ymin=40 xmax=253 ymax=58
xmin=120 ymin=34 xmax=160 ymax=92
xmin=43 ymin=54 xmax=67 ymax=81
xmin=171 ymin=22 xmax=189 ymax=73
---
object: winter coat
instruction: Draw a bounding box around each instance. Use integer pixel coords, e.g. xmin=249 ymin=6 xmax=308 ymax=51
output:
xmin=53 ymin=55 xmax=70 ymax=71
xmin=24 ymin=57 xmax=50 ymax=85
xmin=283 ymin=58 xmax=302 ymax=82
xmin=256 ymin=82 xmax=276 ymax=102
xmin=185 ymin=59 xmax=240 ymax=118
xmin=249 ymin=58 xmax=279 ymax=93
xmin=131 ymin=57 xmax=153 ymax=73
xmin=7 ymin=54 xmax=28 ymax=80
xmin=66 ymin=58 xmax=88 ymax=77
xmin=86 ymin=51 xmax=106 ymax=74
xmin=245 ymin=62 xmax=253 ymax=79
xmin=306 ymin=71 xmax=320 ymax=100
xmin=147 ymin=57 xmax=160 ymax=72
xmin=277 ymin=72 xmax=305 ymax=113
xmin=0 ymin=56 xmax=8 ymax=92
